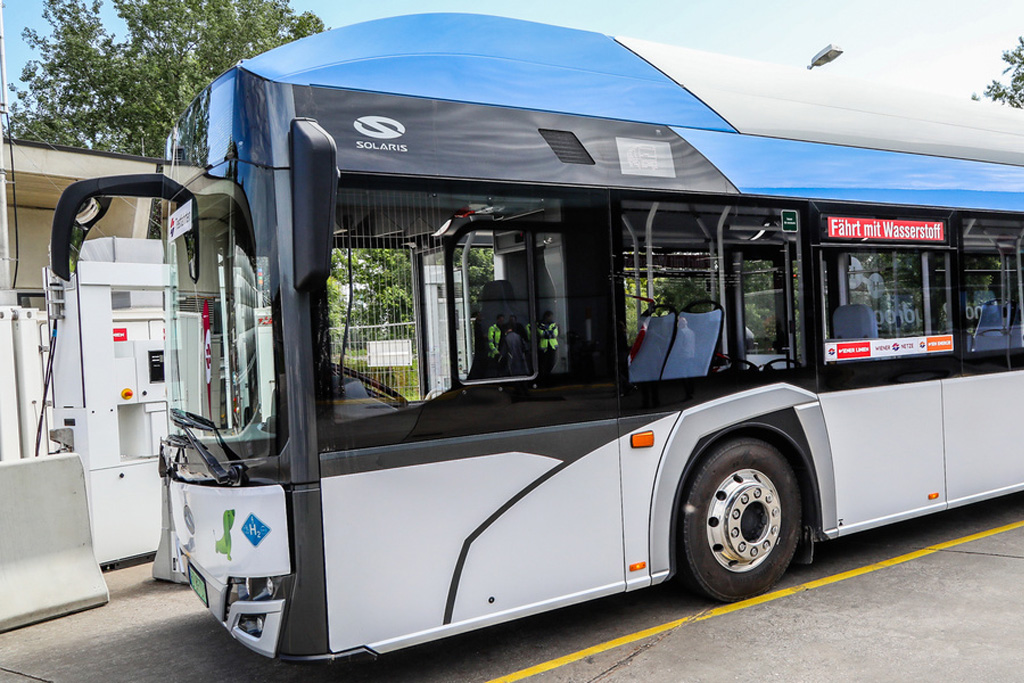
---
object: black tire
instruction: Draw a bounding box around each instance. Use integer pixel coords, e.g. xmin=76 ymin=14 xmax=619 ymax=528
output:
xmin=676 ymin=437 xmax=801 ymax=602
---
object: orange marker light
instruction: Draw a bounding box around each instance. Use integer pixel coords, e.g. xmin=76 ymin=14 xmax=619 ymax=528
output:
xmin=121 ymin=388 xmax=134 ymax=400
xmin=629 ymin=561 xmax=647 ymax=572
xmin=631 ymin=431 xmax=655 ymax=449
xmin=928 ymin=492 xmax=940 ymax=500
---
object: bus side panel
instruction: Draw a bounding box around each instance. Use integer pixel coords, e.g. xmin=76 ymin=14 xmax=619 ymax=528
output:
xmin=648 ymin=385 xmax=820 ymax=577
xmin=942 ymin=372 xmax=1024 ymax=504
xmin=618 ymin=413 xmax=681 ymax=590
xmin=820 ymin=382 xmax=946 ymax=535
xmin=320 ymin=453 xmax=557 ymax=654
xmin=450 ymin=441 xmax=624 ymax=623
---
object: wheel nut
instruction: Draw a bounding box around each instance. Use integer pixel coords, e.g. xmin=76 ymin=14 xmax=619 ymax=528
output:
xmin=766 ymin=494 xmax=773 ymax=503
xmin=750 ymin=547 xmax=758 ymax=557
xmin=732 ymin=510 xmax=741 ymax=519
xmin=754 ymin=489 xmax=761 ymax=498
xmin=741 ymin=494 xmax=749 ymax=504
xmin=763 ymin=541 xmax=770 ymax=549
xmin=771 ymin=526 xmax=778 ymax=535
xmin=738 ymin=542 xmax=746 ymax=552
xmin=731 ymin=528 xmax=740 ymax=538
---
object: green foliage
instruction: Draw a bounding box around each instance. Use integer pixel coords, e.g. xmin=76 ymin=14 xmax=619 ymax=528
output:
xmin=984 ymin=36 xmax=1024 ymax=107
xmin=846 ymin=251 xmax=951 ymax=336
xmin=455 ymin=245 xmax=496 ymax=306
xmin=328 ymin=246 xmax=420 ymax=399
xmin=621 ymin=275 xmax=713 ymax=343
xmin=12 ymin=0 xmax=325 ymax=155
xmin=330 ymin=248 xmax=415 ymax=334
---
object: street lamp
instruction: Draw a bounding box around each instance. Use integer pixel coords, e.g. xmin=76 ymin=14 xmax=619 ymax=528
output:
xmin=807 ymin=44 xmax=843 ymax=70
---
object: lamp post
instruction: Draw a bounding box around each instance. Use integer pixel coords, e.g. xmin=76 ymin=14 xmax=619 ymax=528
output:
xmin=808 ymin=44 xmax=844 ymax=70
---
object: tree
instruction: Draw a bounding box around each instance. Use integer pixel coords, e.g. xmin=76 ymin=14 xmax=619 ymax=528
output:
xmin=11 ymin=0 xmax=325 ymax=156
xmin=983 ymin=36 xmax=1024 ymax=108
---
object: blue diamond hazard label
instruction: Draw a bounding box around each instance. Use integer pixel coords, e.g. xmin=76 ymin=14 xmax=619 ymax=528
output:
xmin=241 ymin=513 xmax=271 ymax=548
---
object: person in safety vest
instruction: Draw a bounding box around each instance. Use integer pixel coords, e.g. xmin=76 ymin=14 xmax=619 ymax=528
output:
xmin=488 ymin=314 xmax=505 ymax=376
xmin=536 ymin=310 xmax=559 ymax=377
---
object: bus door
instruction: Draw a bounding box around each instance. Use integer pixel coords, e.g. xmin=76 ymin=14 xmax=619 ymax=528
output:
xmin=616 ymin=200 xmax=810 ymax=586
xmin=816 ymin=213 xmax=956 ymax=534
xmin=944 ymin=215 xmax=1024 ymax=504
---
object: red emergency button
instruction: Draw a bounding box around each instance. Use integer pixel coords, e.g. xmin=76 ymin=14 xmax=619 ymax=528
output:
xmin=121 ymin=388 xmax=134 ymax=400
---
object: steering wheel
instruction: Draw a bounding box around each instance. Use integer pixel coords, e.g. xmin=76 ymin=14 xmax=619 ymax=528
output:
xmin=762 ymin=357 xmax=798 ymax=371
xmin=711 ymin=353 xmax=759 ymax=372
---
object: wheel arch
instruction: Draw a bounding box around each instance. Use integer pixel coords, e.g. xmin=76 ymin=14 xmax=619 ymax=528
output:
xmin=665 ymin=413 xmax=823 ymax=581
xmin=646 ymin=385 xmax=829 ymax=582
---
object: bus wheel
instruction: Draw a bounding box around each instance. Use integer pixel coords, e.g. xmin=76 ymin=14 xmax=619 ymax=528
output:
xmin=677 ymin=437 xmax=801 ymax=602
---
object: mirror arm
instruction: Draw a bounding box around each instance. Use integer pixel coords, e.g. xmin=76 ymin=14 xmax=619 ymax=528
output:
xmin=50 ymin=173 xmax=190 ymax=280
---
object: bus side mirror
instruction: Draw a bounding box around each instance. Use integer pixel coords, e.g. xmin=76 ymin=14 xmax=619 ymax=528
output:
xmin=50 ymin=173 xmax=188 ymax=281
xmin=290 ymin=118 xmax=338 ymax=292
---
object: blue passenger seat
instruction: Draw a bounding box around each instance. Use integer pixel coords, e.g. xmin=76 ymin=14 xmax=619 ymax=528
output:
xmin=971 ymin=299 xmax=1012 ymax=352
xmin=832 ymin=303 xmax=878 ymax=340
xmin=662 ymin=306 xmax=723 ymax=380
xmin=628 ymin=312 xmax=676 ymax=383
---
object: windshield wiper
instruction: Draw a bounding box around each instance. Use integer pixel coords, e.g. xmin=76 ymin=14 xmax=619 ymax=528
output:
xmin=169 ymin=409 xmax=246 ymax=485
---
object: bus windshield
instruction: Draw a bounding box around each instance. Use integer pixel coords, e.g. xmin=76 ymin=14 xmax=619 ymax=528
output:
xmin=166 ymin=170 xmax=283 ymax=469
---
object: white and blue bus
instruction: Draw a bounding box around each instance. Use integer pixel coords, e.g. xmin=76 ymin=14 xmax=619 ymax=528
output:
xmin=51 ymin=13 xmax=1024 ymax=661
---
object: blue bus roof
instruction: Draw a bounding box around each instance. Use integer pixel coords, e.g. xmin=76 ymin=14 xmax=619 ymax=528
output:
xmin=241 ymin=13 xmax=734 ymax=133
xmin=239 ymin=13 xmax=1024 ymax=212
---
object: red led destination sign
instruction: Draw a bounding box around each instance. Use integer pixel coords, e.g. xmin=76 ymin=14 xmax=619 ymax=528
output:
xmin=826 ymin=217 xmax=945 ymax=243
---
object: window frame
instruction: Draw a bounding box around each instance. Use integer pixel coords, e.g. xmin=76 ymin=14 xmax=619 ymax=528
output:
xmin=816 ymin=242 xmax=956 ymax=350
xmin=444 ymin=223 xmax=541 ymax=386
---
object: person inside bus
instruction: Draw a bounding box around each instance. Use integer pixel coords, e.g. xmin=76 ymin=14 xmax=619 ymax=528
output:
xmin=488 ymin=314 xmax=505 ymax=376
xmin=501 ymin=319 xmax=529 ymax=376
xmin=536 ymin=310 xmax=559 ymax=377
xmin=468 ymin=311 xmax=488 ymax=380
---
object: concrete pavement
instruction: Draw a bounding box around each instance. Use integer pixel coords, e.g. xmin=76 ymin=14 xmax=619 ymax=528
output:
xmin=3 ymin=493 xmax=1024 ymax=682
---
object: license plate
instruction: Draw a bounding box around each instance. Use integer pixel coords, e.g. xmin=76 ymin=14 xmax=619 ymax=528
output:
xmin=188 ymin=562 xmax=209 ymax=607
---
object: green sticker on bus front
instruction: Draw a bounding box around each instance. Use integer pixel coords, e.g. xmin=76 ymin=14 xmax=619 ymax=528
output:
xmin=782 ymin=209 xmax=799 ymax=233
xmin=188 ymin=563 xmax=208 ymax=607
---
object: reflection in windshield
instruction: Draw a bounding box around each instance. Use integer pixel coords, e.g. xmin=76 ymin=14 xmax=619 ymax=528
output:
xmin=166 ymin=169 xmax=281 ymax=462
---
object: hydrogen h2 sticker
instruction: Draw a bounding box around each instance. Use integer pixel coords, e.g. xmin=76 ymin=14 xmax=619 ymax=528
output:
xmin=241 ymin=513 xmax=271 ymax=548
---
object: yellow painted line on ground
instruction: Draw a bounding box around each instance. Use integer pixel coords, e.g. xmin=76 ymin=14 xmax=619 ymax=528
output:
xmin=488 ymin=518 xmax=1024 ymax=683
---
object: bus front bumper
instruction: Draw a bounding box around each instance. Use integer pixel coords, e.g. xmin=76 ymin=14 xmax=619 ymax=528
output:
xmin=186 ymin=556 xmax=287 ymax=658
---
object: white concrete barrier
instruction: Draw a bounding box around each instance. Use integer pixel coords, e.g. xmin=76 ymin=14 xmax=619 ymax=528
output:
xmin=0 ymin=453 xmax=108 ymax=632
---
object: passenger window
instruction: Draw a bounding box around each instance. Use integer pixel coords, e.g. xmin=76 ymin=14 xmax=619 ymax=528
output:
xmin=821 ymin=247 xmax=952 ymax=362
xmin=618 ymin=200 xmax=804 ymax=385
xmin=315 ymin=187 xmax=613 ymax=452
xmin=960 ymin=216 xmax=1024 ymax=357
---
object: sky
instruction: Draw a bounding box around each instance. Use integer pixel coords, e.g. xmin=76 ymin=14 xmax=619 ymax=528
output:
xmin=2 ymin=0 xmax=1023 ymax=103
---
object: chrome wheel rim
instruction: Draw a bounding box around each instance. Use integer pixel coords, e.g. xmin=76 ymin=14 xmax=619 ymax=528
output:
xmin=705 ymin=468 xmax=781 ymax=573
